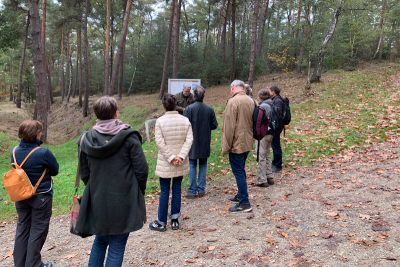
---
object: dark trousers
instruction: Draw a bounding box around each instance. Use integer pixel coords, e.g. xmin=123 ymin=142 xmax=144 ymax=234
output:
xmin=14 ymin=194 xmax=52 ymax=267
xmin=229 ymin=152 xmax=250 ymax=205
xmin=88 ymin=233 xmax=130 ymax=267
xmin=271 ymin=131 xmax=282 ymax=169
xmin=157 ymin=177 xmax=183 ymax=225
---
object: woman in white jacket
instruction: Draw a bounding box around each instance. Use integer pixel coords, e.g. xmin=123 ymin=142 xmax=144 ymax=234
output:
xmin=149 ymin=94 xmax=193 ymax=232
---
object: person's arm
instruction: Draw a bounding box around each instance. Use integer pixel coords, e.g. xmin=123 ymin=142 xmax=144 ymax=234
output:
xmin=130 ymin=134 xmax=148 ymax=195
xmin=221 ymin=102 xmax=237 ymax=155
xmin=44 ymin=149 xmax=59 ymax=177
xmin=178 ymin=122 xmax=193 ymax=160
xmin=80 ymin=152 xmax=90 ymax=185
xmin=154 ymin=120 xmax=176 ymax=163
xmin=183 ymin=107 xmax=191 ymax=120
xmin=175 ymin=105 xmax=184 ymax=114
xmin=210 ymin=109 xmax=218 ymax=130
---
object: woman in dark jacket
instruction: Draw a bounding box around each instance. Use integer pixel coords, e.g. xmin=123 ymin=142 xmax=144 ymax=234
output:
xmin=12 ymin=120 xmax=59 ymax=267
xmin=76 ymin=96 xmax=148 ymax=266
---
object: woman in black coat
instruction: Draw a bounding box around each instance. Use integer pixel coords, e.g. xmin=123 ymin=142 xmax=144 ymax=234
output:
xmin=11 ymin=120 xmax=59 ymax=267
xmin=76 ymin=96 xmax=148 ymax=267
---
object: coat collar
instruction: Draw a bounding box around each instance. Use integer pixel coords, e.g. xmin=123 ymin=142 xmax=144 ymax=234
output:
xmin=165 ymin=111 xmax=179 ymax=115
xmin=194 ymin=99 xmax=203 ymax=103
xmin=232 ymin=91 xmax=247 ymax=98
xmin=19 ymin=139 xmax=42 ymax=147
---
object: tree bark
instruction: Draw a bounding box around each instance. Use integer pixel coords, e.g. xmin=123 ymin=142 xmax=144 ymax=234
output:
xmin=61 ymin=27 xmax=65 ymax=101
xmin=256 ymin=0 xmax=270 ymax=56
xmin=83 ymin=0 xmax=90 ymax=117
xmin=158 ymin=0 xmax=177 ymax=100
xmin=117 ymin=0 xmax=127 ymax=100
xmin=29 ymin=0 xmax=48 ymax=143
xmin=23 ymin=81 xmax=27 ymax=104
xmin=202 ymin=1 xmax=211 ymax=65
xmin=65 ymin=33 xmax=71 ymax=104
xmin=172 ymin=0 xmax=182 ymax=78
xmin=221 ymin=0 xmax=231 ymax=64
xmin=230 ymin=0 xmax=236 ymax=82
xmin=248 ymin=0 xmax=261 ymax=88
xmin=238 ymin=0 xmax=247 ymax=52
xmin=127 ymin=19 xmax=144 ymax=96
xmin=108 ymin=0 xmax=133 ymax=97
xmin=17 ymin=14 xmax=30 ymax=109
xmin=104 ymin=0 xmax=111 ymax=95
xmin=72 ymin=39 xmax=79 ymax=98
xmin=311 ymin=0 xmax=342 ymax=83
xmin=297 ymin=3 xmax=309 ymax=74
xmin=378 ymin=0 xmax=387 ymax=63
xmin=216 ymin=0 xmax=226 ymax=49
xmin=78 ymin=29 xmax=83 ymax=107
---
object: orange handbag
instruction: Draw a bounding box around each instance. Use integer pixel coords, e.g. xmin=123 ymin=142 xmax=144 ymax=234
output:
xmin=3 ymin=147 xmax=47 ymax=202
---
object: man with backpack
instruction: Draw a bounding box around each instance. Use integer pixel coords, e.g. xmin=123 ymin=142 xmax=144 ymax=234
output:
xmin=268 ymin=85 xmax=284 ymax=172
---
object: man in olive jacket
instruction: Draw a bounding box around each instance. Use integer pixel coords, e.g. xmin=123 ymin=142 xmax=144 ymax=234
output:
xmin=184 ymin=86 xmax=218 ymax=198
xmin=175 ymin=83 xmax=194 ymax=114
xmin=222 ymin=80 xmax=255 ymax=213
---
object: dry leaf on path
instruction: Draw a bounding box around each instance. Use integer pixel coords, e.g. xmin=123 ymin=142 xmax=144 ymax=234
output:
xmin=185 ymin=259 xmax=196 ymax=263
xmin=324 ymin=212 xmax=338 ymax=217
xmin=208 ymin=246 xmax=216 ymax=251
xmin=266 ymin=239 xmax=278 ymax=246
xmin=277 ymin=230 xmax=289 ymax=239
xmin=62 ymin=254 xmax=77 ymax=259
xmin=201 ymin=228 xmax=217 ymax=232
xmin=0 ymin=251 xmax=13 ymax=262
xmin=359 ymin=214 xmax=371 ymax=220
xmin=146 ymin=258 xmax=158 ymax=265
xmin=287 ymin=262 xmax=297 ymax=266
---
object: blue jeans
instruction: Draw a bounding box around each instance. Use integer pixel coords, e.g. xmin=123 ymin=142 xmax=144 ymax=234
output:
xmin=229 ymin=152 xmax=250 ymax=205
xmin=271 ymin=131 xmax=282 ymax=169
xmin=157 ymin=177 xmax=183 ymax=225
xmin=88 ymin=233 xmax=130 ymax=267
xmin=188 ymin=158 xmax=208 ymax=195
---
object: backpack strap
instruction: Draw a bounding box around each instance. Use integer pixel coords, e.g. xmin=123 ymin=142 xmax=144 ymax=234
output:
xmin=75 ymin=133 xmax=86 ymax=194
xmin=32 ymin=168 xmax=48 ymax=193
xmin=12 ymin=146 xmax=41 ymax=169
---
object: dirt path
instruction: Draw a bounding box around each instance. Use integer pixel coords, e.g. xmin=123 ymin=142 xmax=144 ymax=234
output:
xmin=1 ymin=136 xmax=400 ymax=267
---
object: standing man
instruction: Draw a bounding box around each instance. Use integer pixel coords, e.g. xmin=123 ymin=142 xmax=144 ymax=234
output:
xmin=183 ymin=86 xmax=218 ymax=199
xmin=268 ymin=85 xmax=284 ymax=172
xmin=175 ymin=83 xmax=194 ymax=114
xmin=222 ymin=80 xmax=255 ymax=212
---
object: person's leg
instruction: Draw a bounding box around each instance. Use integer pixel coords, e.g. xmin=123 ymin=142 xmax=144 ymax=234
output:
xmin=157 ymin=178 xmax=171 ymax=225
xmin=271 ymin=132 xmax=282 ymax=170
xmin=197 ymin=158 xmax=208 ymax=194
xmin=229 ymin=152 xmax=250 ymax=205
xmin=25 ymin=194 xmax=52 ymax=267
xmin=188 ymin=159 xmax=198 ymax=196
xmin=88 ymin=235 xmax=110 ymax=267
xmin=257 ymin=137 xmax=269 ymax=185
xmin=265 ymin=135 xmax=274 ymax=184
xmin=104 ymin=233 xmax=130 ymax=267
xmin=170 ymin=176 xmax=183 ymax=220
xmin=14 ymin=200 xmax=32 ymax=267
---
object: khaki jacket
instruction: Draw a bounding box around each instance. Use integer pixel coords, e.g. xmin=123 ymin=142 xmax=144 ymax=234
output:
xmin=155 ymin=111 xmax=193 ymax=178
xmin=175 ymin=92 xmax=194 ymax=114
xmin=221 ymin=91 xmax=255 ymax=155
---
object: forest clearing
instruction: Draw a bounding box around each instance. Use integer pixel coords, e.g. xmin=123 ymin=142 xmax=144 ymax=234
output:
xmin=1 ymin=64 xmax=400 ymax=266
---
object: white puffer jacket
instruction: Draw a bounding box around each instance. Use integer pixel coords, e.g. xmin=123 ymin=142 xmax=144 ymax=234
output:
xmin=155 ymin=111 xmax=193 ymax=178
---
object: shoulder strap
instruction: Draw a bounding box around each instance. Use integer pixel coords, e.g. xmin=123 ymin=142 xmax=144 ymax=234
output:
xmin=13 ymin=146 xmax=41 ymax=169
xmin=75 ymin=133 xmax=86 ymax=191
xmin=32 ymin=168 xmax=48 ymax=193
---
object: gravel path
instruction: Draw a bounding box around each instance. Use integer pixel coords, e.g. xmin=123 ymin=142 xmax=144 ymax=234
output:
xmin=1 ymin=138 xmax=400 ymax=267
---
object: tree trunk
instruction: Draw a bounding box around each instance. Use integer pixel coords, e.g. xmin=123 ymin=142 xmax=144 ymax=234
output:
xmin=238 ymin=0 xmax=247 ymax=52
xmin=248 ymin=0 xmax=261 ymax=88
xmin=230 ymin=0 xmax=236 ymax=82
xmin=72 ymin=42 xmax=79 ymax=98
xmin=78 ymin=29 xmax=83 ymax=107
xmin=23 ymin=81 xmax=27 ymax=103
xmin=117 ymin=0 xmax=127 ymax=100
xmin=29 ymin=0 xmax=48 ymax=143
xmin=202 ymin=1 xmax=211 ymax=65
xmin=61 ymin=28 xmax=65 ymax=101
xmin=110 ymin=15 xmax=114 ymax=91
xmin=182 ymin=2 xmax=191 ymax=45
xmin=256 ymin=0 xmax=270 ymax=56
xmin=158 ymin=0 xmax=177 ymax=100
xmin=310 ymin=0 xmax=342 ymax=83
xmin=65 ymin=34 xmax=71 ymax=104
xmin=127 ymin=19 xmax=144 ymax=96
xmin=297 ymin=3 xmax=309 ymax=74
xmin=378 ymin=0 xmax=387 ymax=63
xmin=108 ymin=0 xmax=133 ymax=97
xmin=172 ymin=0 xmax=182 ymax=78
xmin=104 ymin=0 xmax=111 ymax=95
xmin=83 ymin=0 xmax=90 ymax=117
xmin=216 ymin=0 xmax=226 ymax=49
xmin=17 ymin=14 xmax=30 ymax=109
xmin=221 ymin=0 xmax=231 ymax=64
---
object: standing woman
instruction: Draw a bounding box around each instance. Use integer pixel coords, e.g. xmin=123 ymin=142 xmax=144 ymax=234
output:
xmin=13 ymin=120 xmax=59 ymax=267
xmin=149 ymin=93 xmax=193 ymax=231
xmin=75 ymin=96 xmax=148 ymax=266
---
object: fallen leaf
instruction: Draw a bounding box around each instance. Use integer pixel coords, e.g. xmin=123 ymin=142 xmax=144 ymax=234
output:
xmin=272 ymin=216 xmax=287 ymax=221
xmin=247 ymin=213 xmax=255 ymax=220
xmin=223 ymin=206 xmax=230 ymax=211
xmin=0 ymin=251 xmax=13 ymax=262
xmin=324 ymin=212 xmax=338 ymax=217
xmin=233 ymin=220 xmax=240 ymax=224
xmin=277 ymin=230 xmax=289 ymax=238
xmin=380 ymin=256 xmax=397 ymax=261
xmin=208 ymin=246 xmax=216 ymax=251
xmin=146 ymin=259 xmax=158 ymax=265
xmin=63 ymin=254 xmax=77 ymax=259
xmin=183 ymin=216 xmax=190 ymax=220
xmin=185 ymin=259 xmax=196 ymax=263
xmin=307 ymin=232 xmax=319 ymax=237
xmin=172 ymin=233 xmax=180 ymax=238
xmin=287 ymin=262 xmax=297 ymax=266
xmin=47 ymin=246 xmax=55 ymax=251
xmin=266 ymin=239 xmax=278 ymax=246
xmin=321 ymin=232 xmax=333 ymax=239
xmin=201 ymin=228 xmax=217 ymax=232
xmin=359 ymin=214 xmax=371 ymax=220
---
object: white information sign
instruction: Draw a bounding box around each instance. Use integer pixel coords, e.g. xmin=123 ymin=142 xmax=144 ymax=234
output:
xmin=168 ymin=79 xmax=201 ymax=95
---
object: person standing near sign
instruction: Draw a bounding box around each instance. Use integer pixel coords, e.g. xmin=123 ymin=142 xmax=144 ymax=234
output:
xmin=175 ymin=83 xmax=194 ymax=114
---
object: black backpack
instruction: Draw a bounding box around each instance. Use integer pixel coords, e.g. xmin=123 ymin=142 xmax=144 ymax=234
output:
xmin=268 ymin=103 xmax=283 ymax=134
xmin=281 ymin=96 xmax=291 ymax=136
xmin=252 ymin=99 xmax=269 ymax=161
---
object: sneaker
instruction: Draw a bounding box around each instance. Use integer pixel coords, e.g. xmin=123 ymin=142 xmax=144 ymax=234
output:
xmin=149 ymin=220 xmax=166 ymax=232
xmin=197 ymin=192 xmax=205 ymax=198
xmin=229 ymin=203 xmax=252 ymax=212
xmin=230 ymin=195 xmax=239 ymax=202
xmin=171 ymin=219 xmax=179 ymax=230
xmin=267 ymin=178 xmax=275 ymax=185
xmin=256 ymin=182 xmax=269 ymax=187
xmin=185 ymin=192 xmax=196 ymax=199
xmin=272 ymin=167 xmax=282 ymax=173
xmin=44 ymin=263 xmax=53 ymax=267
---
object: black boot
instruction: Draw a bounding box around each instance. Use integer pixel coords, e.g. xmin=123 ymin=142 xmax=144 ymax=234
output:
xmin=267 ymin=178 xmax=275 ymax=185
xmin=171 ymin=219 xmax=179 ymax=230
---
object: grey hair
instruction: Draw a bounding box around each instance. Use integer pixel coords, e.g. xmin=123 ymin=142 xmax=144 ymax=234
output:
xmin=193 ymin=86 xmax=205 ymax=101
xmin=230 ymin=80 xmax=245 ymax=88
xmin=183 ymin=83 xmax=191 ymax=89
xmin=244 ymin=84 xmax=252 ymax=95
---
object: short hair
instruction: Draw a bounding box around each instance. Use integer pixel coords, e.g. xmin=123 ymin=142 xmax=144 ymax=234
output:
xmin=230 ymin=80 xmax=245 ymax=88
xmin=93 ymin=96 xmax=118 ymax=120
xmin=193 ymin=86 xmax=205 ymax=101
xmin=162 ymin=93 xmax=177 ymax=111
xmin=268 ymin=85 xmax=281 ymax=95
xmin=183 ymin=83 xmax=191 ymax=89
xmin=258 ymin=89 xmax=271 ymax=100
xmin=18 ymin=120 xmax=43 ymax=142
xmin=244 ymin=84 xmax=252 ymax=96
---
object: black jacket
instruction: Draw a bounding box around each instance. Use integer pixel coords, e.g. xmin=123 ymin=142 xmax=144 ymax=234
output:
xmin=183 ymin=100 xmax=218 ymax=159
xmin=11 ymin=140 xmax=59 ymax=194
xmin=75 ymin=129 xmax=148 ymax=236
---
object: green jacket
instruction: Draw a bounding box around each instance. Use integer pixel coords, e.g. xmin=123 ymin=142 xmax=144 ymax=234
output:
xmin=175 ymin=91 xmax=194 ymax=114
xmin=75 ymin=129 xmax=148 ymax=236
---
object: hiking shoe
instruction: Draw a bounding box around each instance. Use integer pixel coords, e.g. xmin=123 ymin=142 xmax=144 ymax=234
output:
xmin=267 ymin=178 xmax=275 ymax=185
xmin=230 ymin=195 xmax=239 ymax=202
xmin=229 ymin=203 xmax=252 ymax=212
xmin=256 ymin=182 xmax=269 ymax=187
xmin=44 ymin=263 xmax=53 ymax=267
xmin=149 ymin=221 xmax=166 ymax=232
xmin=171 ymin=219 xmax=179 ymax=230
xmin=272 ymin=167 xmax=282 ymax=173
xmin=197 ymin=192 xmax=205 ymax=198
xmin=185 ymin=192 xmax=196 ymax=199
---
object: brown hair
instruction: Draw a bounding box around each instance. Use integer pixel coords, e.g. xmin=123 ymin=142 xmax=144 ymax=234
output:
xmin=258 ymin=89 xmax=271 ymax=100
xmin=18 ymin=120 xmax=43 ymax=142
xmin=162 ymin=94 xmax=177 ymax=111
xmin=93 ymin=96 xmax=118 ymax=120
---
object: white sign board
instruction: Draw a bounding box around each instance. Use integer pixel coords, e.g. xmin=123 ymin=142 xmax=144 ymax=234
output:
xmin=168 ymin=79 xmax=201 ymax=95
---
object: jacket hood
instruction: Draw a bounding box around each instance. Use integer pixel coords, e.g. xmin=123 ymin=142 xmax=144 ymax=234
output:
xmin=77 ymin=129 xmax=141 ymax=159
